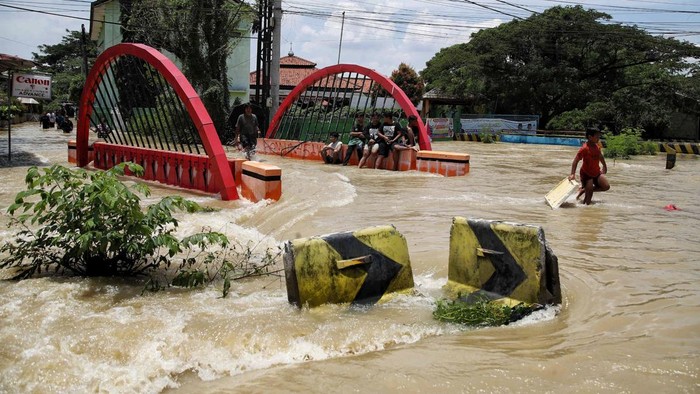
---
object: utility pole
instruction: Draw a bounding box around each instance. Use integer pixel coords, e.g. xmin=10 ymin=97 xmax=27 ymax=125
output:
xmin=81 ymin=24 xmax=89 ymax=78
xmin=6 ymin=70 xmax=12 ymax=162
xmin=337 ymin=11 xmax=345 ymax=64
xmin=254 ymin=0 xmax=272 ymax=132
xmin=270 ymin=0 xmax=282 ymax=120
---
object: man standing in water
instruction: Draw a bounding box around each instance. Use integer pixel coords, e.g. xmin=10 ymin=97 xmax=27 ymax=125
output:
xmin=235 ymin=103 xmax=260 ymax=160
xmin=569 ymin=127 xmax=610 ymax=204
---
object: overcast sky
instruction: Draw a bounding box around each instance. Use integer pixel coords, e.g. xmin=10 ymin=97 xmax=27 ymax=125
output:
xmin=0 ymin=0 xmax=698 ymax=76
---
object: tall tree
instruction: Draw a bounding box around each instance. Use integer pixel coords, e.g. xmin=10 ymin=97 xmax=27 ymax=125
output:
xmin=421 ymin=6 xmax=700 ymax=135
xmin=32 ymin=29 xmax=98 ymax=107
xmin=390 ymin=63 xmax=424 ymax=105
xmin=125 ymin=0 xmax=251 ymax=137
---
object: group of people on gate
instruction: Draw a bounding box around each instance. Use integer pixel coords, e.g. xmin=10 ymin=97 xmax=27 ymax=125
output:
xmin=321 ymin=111 xmax=421 ymax=171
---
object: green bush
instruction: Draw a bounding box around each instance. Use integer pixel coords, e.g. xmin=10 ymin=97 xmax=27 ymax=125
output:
xmin=479 ymin=132 xmax=495 ymax=143
xmin=433 ymin=295 xmax=533 ymax=326
xmin=0 ymin=163 xmax=228 ymax=279
xmin=0 ymin=104 xmax=23 ymax=121
xmin=604 ymin=128 xmax=658 ymax=159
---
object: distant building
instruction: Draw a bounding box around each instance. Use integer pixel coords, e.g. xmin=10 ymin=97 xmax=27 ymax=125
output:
xmin=249 ymin=51 xmax=404 ymax=112
xmin=89 ymin=0 xmax=252 ymax=103
xmin=249 ymin=52 xmax=319 ymax=104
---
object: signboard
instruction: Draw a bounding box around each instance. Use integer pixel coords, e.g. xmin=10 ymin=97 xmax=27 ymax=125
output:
xmin=426 ymin=118 xmax=453 ymax=139
xmin=12 ymin=73 xmax=51 ymax=100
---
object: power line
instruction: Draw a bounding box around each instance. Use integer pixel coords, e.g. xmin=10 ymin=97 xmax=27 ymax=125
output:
xmin=0 ymin=3 xmax=258 ymax=39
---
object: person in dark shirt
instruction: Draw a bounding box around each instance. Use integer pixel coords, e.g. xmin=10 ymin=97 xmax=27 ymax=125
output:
xmin=343 ymin=112 xmax=366 ymax=165
xmin=375 ymin=111 xmax=408 ymax=170
xmin=235 ymin=103 xmax=261 ymax=160
xmin=407 ymin=115 xmax=420 ymax=148
xmin=40 ymin=112 xmax=51 ymax=129
xmin=358 ymin=112 xmax=382 ymax=169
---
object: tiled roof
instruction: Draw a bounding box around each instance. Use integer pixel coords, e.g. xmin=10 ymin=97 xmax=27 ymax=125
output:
xmin=280 ymin=55 xmax=316 ymax=67
xmin=0 ymin=53 xmax=35 ymax=72
xmin=250 ymin=55 xmax=375 ymax=94
xmin=250 ymin=55 xmax=318 ymax=87
xmin=250 ymin=67 xmax=318 ymax=87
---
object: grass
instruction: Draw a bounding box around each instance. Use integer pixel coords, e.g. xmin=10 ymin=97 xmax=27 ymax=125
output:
xmin=433 ymin=295 xmax=533 ymax=327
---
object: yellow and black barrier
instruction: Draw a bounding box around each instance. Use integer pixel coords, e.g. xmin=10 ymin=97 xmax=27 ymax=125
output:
xmin=658 ymin=142 xmax=700 ymax=155
xmin=455 ymin=133 xmax=500 ymax=142
xmin=446 ymin=217 xmax=561 ymax=306
xmin=663 ymin=144 xmax=677 ymax=170
xmin=283 ymin=225 xmax=415 ymax=308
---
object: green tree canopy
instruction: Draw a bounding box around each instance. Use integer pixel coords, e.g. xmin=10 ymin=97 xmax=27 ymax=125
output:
xmin=421 ymin=6 xmax=700 ymax=135
xmin=390 ymin=63 xmax=424 ymax=105
xmin=32 ymin=29 xmax=98 ymax=107
xmin=125 ymin=0 xmax=252 ymax=137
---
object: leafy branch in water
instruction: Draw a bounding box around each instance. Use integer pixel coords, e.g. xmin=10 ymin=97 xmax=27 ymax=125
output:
xmin=0 ymin=163 xmax=282 ymax=296
xmin=149 ymin=240 xmax=284 ymax=298
xmin=433 ymin=295 xmax=533 ymax=326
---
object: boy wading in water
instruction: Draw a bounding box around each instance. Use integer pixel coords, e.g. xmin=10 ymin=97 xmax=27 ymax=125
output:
xmin=569 ymin=128 xmax=610 ymax=205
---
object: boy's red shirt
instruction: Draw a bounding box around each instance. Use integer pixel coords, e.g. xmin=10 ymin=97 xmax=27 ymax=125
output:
xmin=575 ymin=142 xmax=603 ymax=177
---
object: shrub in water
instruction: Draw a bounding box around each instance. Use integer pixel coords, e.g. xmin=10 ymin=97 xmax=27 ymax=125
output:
xmin=0 ymin=163 xmax=228 ymax=279
xmin=604 ymin=128 xmax=658 ymax=159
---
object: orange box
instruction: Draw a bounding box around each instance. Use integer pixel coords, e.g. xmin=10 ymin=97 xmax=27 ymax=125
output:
xmin=228 ymin=158 xmax=246 ymax=185
xmin=241 ymin=161 xmax=282 ymax=202
xmin=67 ymin=140 xmax=94 ymax=165
xmin=417 ymin=150 xmax=470 ymax=176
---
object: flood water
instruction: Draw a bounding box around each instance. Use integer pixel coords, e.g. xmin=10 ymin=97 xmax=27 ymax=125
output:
xmin=1 ymin=122 xmax=698 ymax=393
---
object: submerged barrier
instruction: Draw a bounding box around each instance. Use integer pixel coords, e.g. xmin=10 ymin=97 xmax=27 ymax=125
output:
xmin=659 ymin=141 xmax=700 ymax=155
xmin=283 ymin=225 xmax=415 ymax=308
xmin=446 ymin=217 xmax=561 ymax=307
xmin=282 ymin=219 xmax=562 ymax=309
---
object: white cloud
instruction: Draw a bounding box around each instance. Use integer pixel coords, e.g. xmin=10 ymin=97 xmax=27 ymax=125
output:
xmin=0 ymin=3 xmax=85 ymax=59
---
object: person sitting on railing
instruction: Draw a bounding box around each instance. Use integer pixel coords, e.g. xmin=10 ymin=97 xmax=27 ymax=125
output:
xmin=375 ymin=111 xmax=407 ymax=170
xmin=342 ymin=112 xmax=366 ymax=166
xmin=321 ymin=132 xmax=343 ymax=164
xmin=358 ymin=112 xmax=381 ymax=169
xmin=406 ymin=115 xmax=420 ymax=149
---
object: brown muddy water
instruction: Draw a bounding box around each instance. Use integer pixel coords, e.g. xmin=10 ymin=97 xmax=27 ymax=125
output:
xmin=1 ymin=122 xmax=698 ymax=393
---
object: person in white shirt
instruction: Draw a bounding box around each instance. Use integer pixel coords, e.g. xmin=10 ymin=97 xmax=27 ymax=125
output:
xmin=320 ymin=132 xmax=343 ymax=164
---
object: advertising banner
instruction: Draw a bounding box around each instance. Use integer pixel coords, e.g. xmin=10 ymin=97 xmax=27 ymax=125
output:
xmin=426 ymin=118 xmax=453 ymax=139
xmin=12 ymin=73 xmax=52 ymax=100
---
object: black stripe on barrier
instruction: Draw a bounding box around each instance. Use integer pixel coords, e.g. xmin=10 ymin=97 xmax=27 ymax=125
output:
xmin=467 ymin=221 xmax=526 ymax=297
xmin=417 ymin=157 xmax=470 ymax=164
xmin=242 ymin=169 xmax=281 ymax=182
xmin=323 ymin=232 xmax=402 ymax=305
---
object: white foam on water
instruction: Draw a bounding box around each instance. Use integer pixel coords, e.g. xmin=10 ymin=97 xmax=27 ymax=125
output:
xmin=510 ymin=304 xmax=562 ymax=326
xmin=0 ymin=270 xmax=561 ymax=393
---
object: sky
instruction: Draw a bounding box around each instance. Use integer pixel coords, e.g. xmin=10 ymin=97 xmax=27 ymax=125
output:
xmin=0 ymin=0 xmax=698 ymax=76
